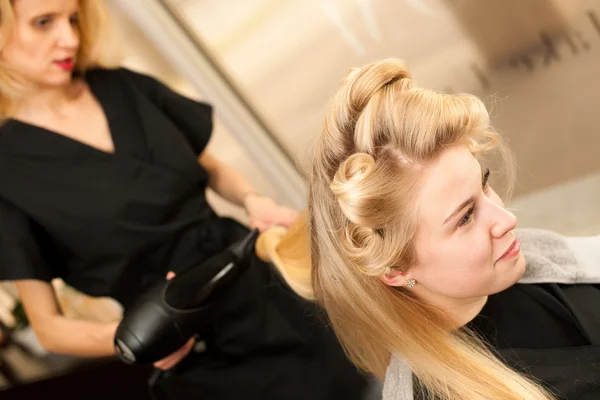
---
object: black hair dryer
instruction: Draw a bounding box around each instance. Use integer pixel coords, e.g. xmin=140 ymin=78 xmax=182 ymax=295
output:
xmin=113 ymin=229 xmax=259 ymax=364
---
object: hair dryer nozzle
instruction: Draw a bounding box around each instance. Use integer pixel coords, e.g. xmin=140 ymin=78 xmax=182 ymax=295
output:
xmin=229 ymin=228 xmax=259 ymax=258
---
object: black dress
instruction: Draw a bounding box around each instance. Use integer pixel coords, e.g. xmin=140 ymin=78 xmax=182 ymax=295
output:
xmin=467 ymin=283 xmax=600 ymax=399
xmin=0 ymin=67 xmax=219 ymax=309
xmin=0 ymin=67 xmax=371 ymax=399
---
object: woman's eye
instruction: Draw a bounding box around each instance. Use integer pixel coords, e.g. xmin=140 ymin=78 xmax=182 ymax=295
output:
xmin=70 ymin=13 xmax=80 ymax=25
xmin=33 ymin=16 xmax=53 ymax=28
xmin=458 ymin=207 xmax=475 ymax=227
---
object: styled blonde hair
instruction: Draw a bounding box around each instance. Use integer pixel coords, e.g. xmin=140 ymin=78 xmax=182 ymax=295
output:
xmin=0 ymin=0 xmax=121 ymax=118
xmin=302 ymin=58 xmax=556 ymax=399
xmin=256 ymin=211 xmax=313 ymax=300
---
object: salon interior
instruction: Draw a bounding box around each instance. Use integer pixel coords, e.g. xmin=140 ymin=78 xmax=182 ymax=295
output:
xmin=1 ymin=0 xmax=599 ymax=398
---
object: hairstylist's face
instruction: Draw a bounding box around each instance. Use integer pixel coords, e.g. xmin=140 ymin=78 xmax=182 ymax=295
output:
xmin=406 ymin=145 xmax=525 ymax=314
xmin=1 ymin=0 xmax=80 ymax=88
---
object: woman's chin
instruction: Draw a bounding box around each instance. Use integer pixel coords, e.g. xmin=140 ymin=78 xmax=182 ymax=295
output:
xmin=492 ymin=252 xmax=527 ymax=294
xmin=505 ymin=252 xmax=527 ymax=288
xmin=514 ymin=252 xmax=527 ymax=279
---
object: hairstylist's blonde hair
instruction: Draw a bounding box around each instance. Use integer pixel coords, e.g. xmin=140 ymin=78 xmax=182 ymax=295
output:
xmin=306 ymin=58 xmax=556 ymax=400
xmin=0 ymin=0 xmax=120 ymax=118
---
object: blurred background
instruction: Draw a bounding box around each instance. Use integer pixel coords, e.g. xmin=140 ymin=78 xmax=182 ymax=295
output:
xmin=1 ymin=0 xmax=599 ymax=397
xmin=117 ymin=0 xmax=600 ymax=236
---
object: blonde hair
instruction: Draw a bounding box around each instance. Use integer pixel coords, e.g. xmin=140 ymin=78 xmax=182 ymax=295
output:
xmin=302 ymin=58 xmax=556 ymax=399
xmin=256 ymin=211 xmax=314 ymax=300
xmin=0 ymin=0 xmax=121 ymax=118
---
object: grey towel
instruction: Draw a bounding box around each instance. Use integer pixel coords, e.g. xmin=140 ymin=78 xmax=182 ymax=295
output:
xmin=382 ymin=228 xmax=600 ymax=400
xmin=518 ymin=228 xmax=600 ymax=284
xmin=382 ymin=355 xmax=413 ymax=400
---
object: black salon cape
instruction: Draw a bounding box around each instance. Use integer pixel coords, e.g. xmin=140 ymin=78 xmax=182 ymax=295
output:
xmin=467 ymin=283 xmax=600 ymax=399
xmin=0 ymin=67 xmax=371 ymax=399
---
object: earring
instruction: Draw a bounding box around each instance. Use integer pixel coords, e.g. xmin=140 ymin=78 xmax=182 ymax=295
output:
xmin=384 ymin=267 xmax=392 ymax=276
xmin=406 ymin=279 xmax=416 ymax=289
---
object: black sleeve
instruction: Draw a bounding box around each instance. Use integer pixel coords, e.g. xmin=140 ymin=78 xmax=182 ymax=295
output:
xmin=119 ymin=67 xmax=214 ymax=156
xmin=0 ymin=199 xmax=60 ymax=282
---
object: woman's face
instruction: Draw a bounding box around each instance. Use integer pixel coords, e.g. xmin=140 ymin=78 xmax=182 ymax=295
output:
xmin=404 ymin=144 xmax=526 ymax=312
xmin=1 ymin=0 xmax=80 ymax=88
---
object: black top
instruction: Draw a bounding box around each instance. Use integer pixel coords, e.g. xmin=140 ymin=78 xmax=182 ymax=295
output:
xmin=0 ymin=67 xmax=223 ymax=309
xmin=467 ymin=283 xmax=600 ymax=399
xmin=467 ymin=283 xmax=592 ymax=348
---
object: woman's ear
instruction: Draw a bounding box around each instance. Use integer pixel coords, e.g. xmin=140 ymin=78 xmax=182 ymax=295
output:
xmin=380 ymin=268 xmax=412 ymax=287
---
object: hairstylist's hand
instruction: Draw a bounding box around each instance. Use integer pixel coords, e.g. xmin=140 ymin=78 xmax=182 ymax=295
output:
xmin=153 ymin=272 xmax=195 ymax=371
xmin=244 ymin=193 xmax=299 ymax=232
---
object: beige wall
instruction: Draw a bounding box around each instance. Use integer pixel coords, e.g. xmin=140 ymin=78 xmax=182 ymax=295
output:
xmin=164 ymin=0 xmax=600 ymax=234
xmin=169 ymin=0 xmax=600 ymax=197
xmin=445 ymin=0 xmax=582 ymax=65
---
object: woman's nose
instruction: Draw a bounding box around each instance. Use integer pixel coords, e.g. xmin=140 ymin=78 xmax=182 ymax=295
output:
xmin=57 ymin=21 xmax=79 ymax=49
xmin=489 ymin=203 xmax=517 ymax=238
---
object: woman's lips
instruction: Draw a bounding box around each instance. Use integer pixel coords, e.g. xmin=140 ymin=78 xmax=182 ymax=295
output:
xmin=55 ymin=57 xmax=74 ymax=71
xmin=496 ymin=238 xmax=520 ymax=263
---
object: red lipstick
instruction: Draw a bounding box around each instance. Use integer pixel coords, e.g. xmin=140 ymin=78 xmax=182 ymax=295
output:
xmin=55 ymin=57 xmax=74 ymax=71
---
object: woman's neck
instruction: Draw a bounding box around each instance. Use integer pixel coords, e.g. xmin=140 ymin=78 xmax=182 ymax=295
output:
xmin=449 ymin=295 xmax=488 ymax=328
xmin=15 ymin=79 xmax=84 ymax=119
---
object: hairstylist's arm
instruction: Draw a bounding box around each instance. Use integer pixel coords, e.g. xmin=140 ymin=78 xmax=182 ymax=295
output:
xmin=15 ymin=280 xmax=118 ymax=357
xmin=198 ymin=152 xmax=299 ymax=231
xmin=17 ymin=277 xmax=198 ymax=369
